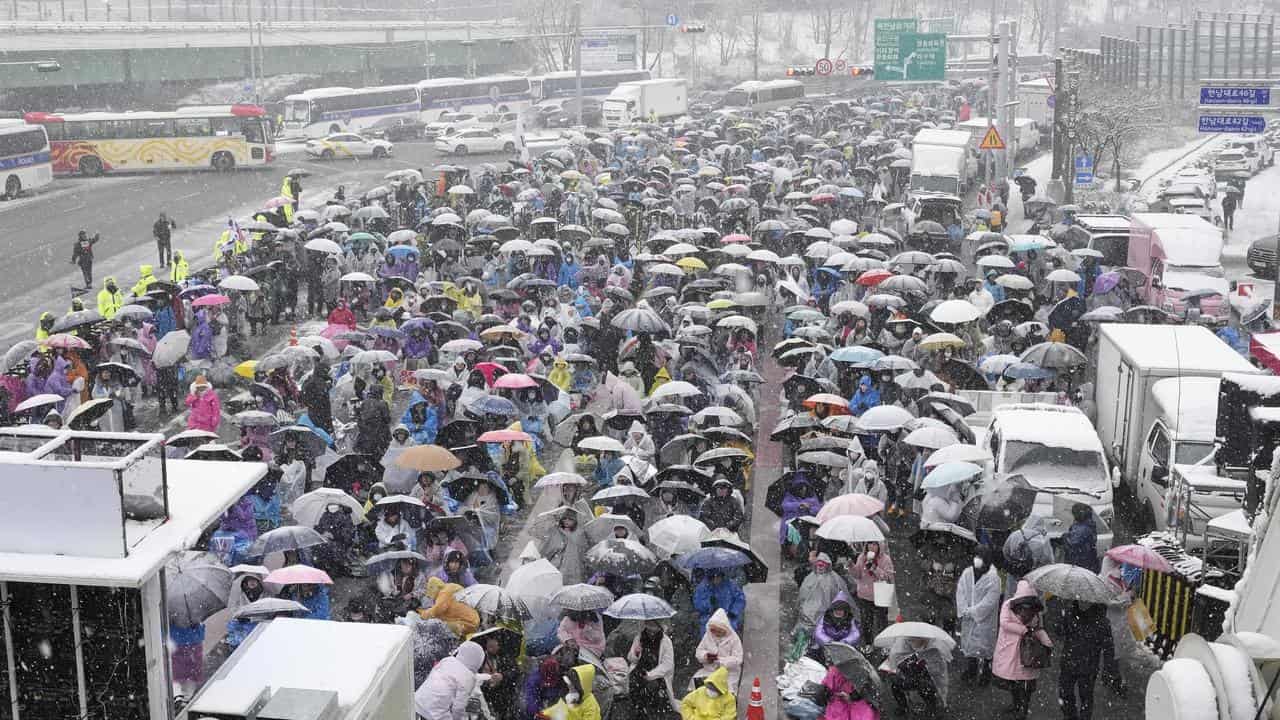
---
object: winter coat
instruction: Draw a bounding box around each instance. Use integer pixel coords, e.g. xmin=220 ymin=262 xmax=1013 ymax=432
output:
xmin=298 ymin=586 xmax=330 ymax=620
xmin=355 ymin=395 xmax=392 ymax=458
xmin=888 ymin=638 xmax=950 ymax=703
xmin=849 ymin=376 xmax=881 ymax=416
xmin=849 ymin=549 xmax=895 ymax=603
xmin=557 ymin=614 xmax=606 ymax=656
xmin=992 ymin=580 xmax=1053 ymax=682
xmin=920 ymin=485 xmax=964 ymax=525
xmin=190 ymin=312 xmax=214 ymax=360
xmin=420 ymin=577 xmax=479 ymax=638
xmin=185 ymin=387 xmax=221 ymax=433
xmin=779 ymin=479 xmax=822 ymax=544
xmin=539 ymin=526 xmax=588 ymax=584
xmin=693 ymin=608 xmax=744 ymax=690
xmin=799 ymin=566 xmax=850 ymax=628
xmin=1064 ymin=516 xmax=1100 ymax=572
xmin=1003 ymin=514 xmax=1056 ymax=589
xmin=541 ymin=664 xmax=601 ymax=720
xmin=300 ymin=373 xmax=333 ymax=433
xmin=955 ymin=565 xmax=1002 ymax=659
xmin=628 ymin=631 xmax=679 ymax=712
xmin=415 ymin=641 xmax=485 ymax=720
xmin=813 ymin=592 xmax=861 ymax=647
xmin=698 ymin=495 xmax=744 ymax=532
xmin=692 ymin=577 xmax=745 ymax=632
xmin=401 ymin=391 xmax=439 ymax=445
xmin=376 ymin=515 xmax=417 ymax=551
xmin=1059 ymin=602 xmax=1111 ymax=675
xmin=819 ymin=665 xmax=880 ymax=720
xmin=679 ymin=665 xmax=735 ymax=720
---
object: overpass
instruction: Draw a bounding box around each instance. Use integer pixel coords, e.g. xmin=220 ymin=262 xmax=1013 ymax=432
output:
xmin=0 ymin=20 xmax=536 ymax=96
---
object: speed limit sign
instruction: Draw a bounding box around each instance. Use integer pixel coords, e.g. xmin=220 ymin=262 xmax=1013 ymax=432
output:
xmin=815 ymin=57 xmax=833 ymax=75
xmin=835 ymin=59 xmax=847 ymax=71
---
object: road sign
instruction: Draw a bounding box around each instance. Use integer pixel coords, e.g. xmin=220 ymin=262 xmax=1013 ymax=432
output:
xmin=835 ymin=59 xmax=847 ymax=72
xmin=874 ymin=18 xmax=918 ymax=79
xmin=876 ymin=30 xmax=947 ymax=82
xmin=1200 ymin=86 xmax=1270 ymax=106
xmin=815 ymin=58 xmax=833 ymax=75
xmin=977 ymin=125 xmax=1005 ymax=151
xmin=1074 ymin=155 xmax=1093 ymax=185
xmin=1198 ymin=114 xmax=1267 ymax=133
xmin=1046 ymin=94 xmax=1055 ymax=109
xmin=665 ymin=13 xmax=679 ymax=26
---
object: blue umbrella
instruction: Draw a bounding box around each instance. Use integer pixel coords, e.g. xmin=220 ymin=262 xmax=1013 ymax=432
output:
xmin=471 ymin=395 xmax=518 ymax=417
xmin=1010 ymin=236 xmax=1050 ymax=252
xmin=921 ymin=461 xmax=983 ymax=490
xmin=839 ymin=187 xmax=865 ymax=198
xmin=385 ymin=245 xmax=419 ymax=258
xmin=680 ymin=546 xmax=749 ymax=571
xmin=368 ymin=326 xmax=406 ymax=340
xmin=831 ymin=345 xmax=885 ymax=364
xmin=1002 ymin=362 xmax=1056 ymax=380
xmin=400 ymin=318 xmax=433 ymax=333
xmin=816 ymin=266 xmax=842 ymax=278
xmin=603 ymin=593 xmax=677 ymax=620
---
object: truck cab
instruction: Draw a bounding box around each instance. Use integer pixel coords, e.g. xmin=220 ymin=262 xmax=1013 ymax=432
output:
xmin=984 ymin=403 xmax=1115 ymax=549
xmin=1135 ymin=377 xmax=1223 ymax=533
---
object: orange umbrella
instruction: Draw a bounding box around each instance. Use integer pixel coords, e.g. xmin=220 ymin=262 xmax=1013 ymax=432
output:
xmin=803 ymin=393 xmax=851 ymax=415
xmin=395 ymin=444 xmax=461 ymax=472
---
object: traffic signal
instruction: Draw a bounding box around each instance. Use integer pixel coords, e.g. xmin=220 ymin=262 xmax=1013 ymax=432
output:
xmin=849 ymin=66 xmax=874 ymax=77
xmin=680 ymin=23 xmax=705 ymax=33
xmin=786 ymin=66 xmax=816 ymax=77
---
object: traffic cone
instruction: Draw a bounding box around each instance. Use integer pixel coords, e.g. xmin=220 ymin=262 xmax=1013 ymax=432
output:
xmin=289 ymin=325 xmax=298 ymax=346
xmin=895 ymin=613 xmax=905 ymax=624
xmin=746 ymin=676 xmax=764 ymax=720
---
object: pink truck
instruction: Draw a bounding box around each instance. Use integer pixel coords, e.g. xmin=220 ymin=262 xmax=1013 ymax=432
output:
xmin=1127 ymin=212 xmax=1228 ymax=320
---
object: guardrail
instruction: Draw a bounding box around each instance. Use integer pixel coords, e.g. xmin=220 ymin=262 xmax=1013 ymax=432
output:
xmin=0 ymin=19 xmax=519 ymax=32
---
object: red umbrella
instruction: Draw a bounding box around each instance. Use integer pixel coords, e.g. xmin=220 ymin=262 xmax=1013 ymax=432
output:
xmin=856 ymin=269 xmax=893 ymax=287
xmin=473 ymin=361 xmax=508 ymax=386
xmin=802 ymin=392 xmax=851 ymax=416
xmin=810 ymin=192 xmax=837 ymax=205
xmin=1104 ymin=544 xmax=1173 ymax=573
xmin=192 ymin=294 xmax=231 ymax=308
xmin=493 ymin=373 xmax=538 ymax=390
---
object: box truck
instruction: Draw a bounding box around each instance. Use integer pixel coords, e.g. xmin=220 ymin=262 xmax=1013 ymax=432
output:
xmin=1128 ymin=212 xmax=1228 ymax=320
xmin=909 ymin=128 xmax=972 ymax=198
xmin=602 ymin=79 xmax=688 ymax=128
xmin=184 ymin=618 xmax=414 ymax=720
xmin=1093 ymin=324 xmax=1260 ymax=531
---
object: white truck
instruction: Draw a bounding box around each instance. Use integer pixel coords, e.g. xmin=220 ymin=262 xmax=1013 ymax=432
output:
xmin=1015 ymin=78 xmax=1053 ymax=127
xmin=909 ymin=128 xmax=972 ymax=198
xmin=184 ymin=618 xmax=414 ymax=720
xmin=1093 ymin=324 xmax=1260 ymax=532
xmin=602 ymin=78 xmax=688 ymax=128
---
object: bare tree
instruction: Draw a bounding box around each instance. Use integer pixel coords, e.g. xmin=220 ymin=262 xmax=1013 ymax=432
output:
xmin=526 ymin=0 xmax=576 ymax=71
xmin=748 ymin=0 xmax=766 ymax=78
xmin=807 ymin=0 xmax=848 ymax=60
xmin=1073 ymin=85 xmax=1162 ymax=191
xmin=708 ymin=1 xmax=743 ymax=66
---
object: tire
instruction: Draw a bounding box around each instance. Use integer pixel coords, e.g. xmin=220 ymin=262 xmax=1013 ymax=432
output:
xmin=321 ymin=149 xmax=335 ymax=161
xmin=454 ymin=145 xmax=468 ymax=156
xmin=497 ymin=104 xmax=509 ymax=112
xmin=211 ymin=152 xmax=235 ymax=171
xmin=329 ymin=124 xmax=342 ymax=134
xmin=3 ymin=175 xmax=19 ymax=200
xmin=1140 ymin=502 xmax=1159 ymax=535
xmin=371 ymin=147 xmax=387 ymax=159
xmin=503 ymin=142 xmax=515 ymax=153
xmin=78 ymin=156 xmax=104 ymax=176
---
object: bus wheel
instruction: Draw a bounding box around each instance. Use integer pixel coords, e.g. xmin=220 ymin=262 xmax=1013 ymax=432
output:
xmin=211 ymin=152 xmax=235 ymax=171
xmin=329 ymin=124 xmax=342 ymax=134
xmin=454 ymin=145 xmax=468 ymax=155
xmin=78 ymin=156 xmax=103 ymax=176
xmin=2 ymin=176 xmax=19 ymax=200
xmin=371 ymin=147 xmax=387 ymax=159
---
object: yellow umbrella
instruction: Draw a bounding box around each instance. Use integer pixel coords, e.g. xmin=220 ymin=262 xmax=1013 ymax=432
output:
xmin=677 ymin=256 xmax=708 ymax=271
xmin=706 ymin=298 xmax=738 ymax=310
xmin=395 ymin=444 xmax=462 ymax=472
xmin=919 ymin=332 xmax=967 ymax=351
xmin=234 ymin=360 xmax=258 ymax=379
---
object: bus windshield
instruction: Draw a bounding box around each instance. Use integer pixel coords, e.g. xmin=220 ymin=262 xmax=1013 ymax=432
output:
xmin=722 ymin=89 xmax=749 ymax=107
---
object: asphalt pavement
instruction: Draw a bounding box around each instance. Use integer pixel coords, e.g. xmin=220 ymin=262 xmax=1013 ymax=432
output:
xmin=0 ymin=139 xmax=507 ymax=348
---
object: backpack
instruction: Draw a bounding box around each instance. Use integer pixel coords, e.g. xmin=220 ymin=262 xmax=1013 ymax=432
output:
xmin=1005 ymin=532 xmax=1035 ymax=576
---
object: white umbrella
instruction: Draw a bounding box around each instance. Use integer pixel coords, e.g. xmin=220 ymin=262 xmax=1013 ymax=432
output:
xmin=341 ymin=271 xmax=376 ymax=283
xmin=816 ymin=515 xmax=885 ymax=543
xmin=996 ymin=274 xmax=1034 ymax=290
xmin=290 ymin=487 xmax=367 ymax=527
xmin=857 ymin=405 xmax=914 ymax=431
xmin=219 ymin=275 xmax=260 ymax=292
xmin=925 ymin=444 xmax=993 ymax=467
xmin=447 ymin=184 xmax=475 ymax=195
xmin=578 ymin=435 xmax=625 ymax=453
xmin=902 ymin=426 xmax=959 ymax=450
xmin=533 ymin=472 xmax=589 ymax=490
xmin=303 ymin=238 xmax=343 ymax=254
xmin=1046 ymin=268 xmax=1083 ymax=283
xmin=651 ymin=381 xmax=703 ymax=400
xmin=929 ymin=300 xmax=983 ymax=324
xmin=15 ymin=393 xmax=64 ymax=414
xmin=648 ymin=515 xmax=711 ymax=559
xmin=152 ymin=330 xmax=190 ymax=368
xmin=873 ymin=621 xmax=957 ymax=653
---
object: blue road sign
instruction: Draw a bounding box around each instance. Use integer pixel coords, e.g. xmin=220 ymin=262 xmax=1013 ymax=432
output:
xmin=1046 ymin=94 xmax=1055 ymax=109
xmin=666 ymin=13 xmax=679 ymax=26
xmin=1200 ymin=86 xmax=1271 ymax=106
xmin=1074 ymin=155 xmax=1093 ymax=186
xmin=1198 ymin=114 xmax=1267 ymax=133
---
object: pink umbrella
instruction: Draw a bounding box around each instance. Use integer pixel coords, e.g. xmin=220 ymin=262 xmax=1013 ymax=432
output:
xmin=263 ymin=196 xmax=292 ymax=209
xmin=493 ymin=373 xmax=538 ymax=390
xmin=478 ymin=429 xmax=533 ymax=443
xmin=192 ymin=294 xmax=231 ymax=308
xmin=264 ymin=564 xmax=333 ymax=586
xmin=42 ymin=333 xmax=91 ymax=350
xmin=720 ymin=233 xmax=751 ymax=244
xmin=815 ymin=493 xmax=886 ymax=523
xmin=1104 ymin=544 xmax=1173 ymax=573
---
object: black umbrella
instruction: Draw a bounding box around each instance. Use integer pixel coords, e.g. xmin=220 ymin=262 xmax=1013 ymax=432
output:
xmin=765 ymin=470 xmax=807 ymax=516
xmin=986 ymin=298 xmax=1034 ymax=325
xmin=95 ymin=361 xmax=140 ymax=387
xmin=52 ymin=309 xmax=102 ymax=333
xmin=824 ymin=642 xmax=884 ymax=708
xmin=650 ymin=480 xmax=706 ymax=506
xmin=325 ymin=453 xmax=384 ymax=494
xmin=957 ymin=475 xmax=1037 ymax=533
xmin=435 ymin=419 xmax=480 ymax=450
xmin=769 ymin=413 xmax=818 ymax=443
xmin=938 ymin=359 xmax=990 ymax=391
xmin=1048 ymin=296 xmax=1087 ymax=331
xmin=424 ymin=515 xmax=485 ymax=555
xmin=469 ymin=626 xmax=522 ymax=657
xmin=701 ymin=536 xmax=768 ymax=583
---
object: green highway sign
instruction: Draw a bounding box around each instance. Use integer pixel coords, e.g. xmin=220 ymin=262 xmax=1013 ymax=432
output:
xmin=875 ymin=29 xmax=947 ymax=82
xmin=874 ymin=17 xmax=918 ymax=81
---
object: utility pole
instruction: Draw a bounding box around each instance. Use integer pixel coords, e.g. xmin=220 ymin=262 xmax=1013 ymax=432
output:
xmin=574 ymin=0 xmax=583 ymax=127
xmin=422 ymin=1 xmax=432 ymax=79
xmin=1064 ymin=67 xmax=1080 ymax=204
xmin=247 ymin=0 xmax=259 ymax=105
xmin=1050 ymin=56 xmax=1064 ymax=201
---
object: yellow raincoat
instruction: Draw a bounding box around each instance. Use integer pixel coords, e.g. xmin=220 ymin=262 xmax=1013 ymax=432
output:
xmin=419 ymin=577 xmax=479 ymax=637
xmin=96 ymin=279 xmax=123 ymax=320
xmin=131 ymin=265 xmax=156 ymax=297
xmin=541 ymin=664 xmax=600 ymax=720
xmin=547 ymin=357 xmax=573 ymax=391
xmin=679 ymin=666 xmax=735 ymax=720
xmin=648 ymin=366 xmax=672 ymax=396
xmin=170 ymin=252 xmax=189 ymax=283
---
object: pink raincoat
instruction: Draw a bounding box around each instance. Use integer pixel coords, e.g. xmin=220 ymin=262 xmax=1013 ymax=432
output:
xmin=991 ymin=580 xmax=1053 ymax=682
xmin=185 ymin=387 xmax=222 ymax=433
xmin=819 ymin=665 xmax=879 ymax=720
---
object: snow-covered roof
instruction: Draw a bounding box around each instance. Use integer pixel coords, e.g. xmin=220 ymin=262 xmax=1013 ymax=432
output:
xmin=1100 ymin=324 xmax=1258 ymax=375
xmin=993 ymin=404 xmax=1103 ymax=452
xmin=0 ymin=459 xmax=262 ymax=587
xmin=1150 ymin=377 xmax=1222 ymax=440
xmin=194 ymin=618 xmax=409 ymax=713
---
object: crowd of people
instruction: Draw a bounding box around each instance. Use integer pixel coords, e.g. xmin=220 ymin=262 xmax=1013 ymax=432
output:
xmin=3 ymin=83 xmax=1250 ymax=720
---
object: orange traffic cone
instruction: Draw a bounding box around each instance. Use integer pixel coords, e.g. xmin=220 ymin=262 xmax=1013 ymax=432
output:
xmin=746 ymin=676 xmax=764 ymax=720
xmin=289 ymin=325 xmax=298 ymax=346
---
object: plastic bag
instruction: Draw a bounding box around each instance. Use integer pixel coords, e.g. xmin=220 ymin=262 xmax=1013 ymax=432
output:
xmin=786 ymin=626 xmax=812 ymax=663
xmin=1127 ymin=598 xmax=1156 ymax=642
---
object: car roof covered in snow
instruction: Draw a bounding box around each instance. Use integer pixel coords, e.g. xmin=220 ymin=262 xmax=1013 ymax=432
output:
xmin=991 ymin=404 xmax=1104 ymax=452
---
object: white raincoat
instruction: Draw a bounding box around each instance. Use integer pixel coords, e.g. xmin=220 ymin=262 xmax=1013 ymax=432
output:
xmin=415 ymin=640 xmax=485 ymax=720
xmin=955 ymin=564 xmax=1002 ymax=659
xmin=693 ymin=608 xmax=744 ymax=691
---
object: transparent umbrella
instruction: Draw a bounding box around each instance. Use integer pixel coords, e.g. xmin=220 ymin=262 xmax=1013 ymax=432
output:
xmin=165 ymin=551 xmax=231 ymax=627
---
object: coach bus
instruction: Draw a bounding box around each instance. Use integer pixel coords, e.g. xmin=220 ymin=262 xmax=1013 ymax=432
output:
xmin=281 ymin=85 xmax=421 ymax=138
xmin=528 ymin=69 xmax=651 ymax=102
xmin=720 ymin=79 xmax=806 ymax=112
xmin=0 ymin=120 xmax=53 ymax=198
xmin=416 ymin=75 xmax=533 ymax=121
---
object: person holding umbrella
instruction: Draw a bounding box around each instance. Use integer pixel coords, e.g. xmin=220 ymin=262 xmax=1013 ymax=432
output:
xmin=849 ymin=541 xmax=894 ymax=647
xmin=539 ymin=509 xmax=588 ymax=584
xmin=90 ymin=364 xmax=130 ymax=432
xmin=1057 ymin=600 xmax=1112 ymax=720
xmin=886 ymin=634 xmax=949 ymax=716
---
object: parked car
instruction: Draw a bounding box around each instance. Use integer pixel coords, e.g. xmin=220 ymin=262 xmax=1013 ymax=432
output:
xmin=434 ymin=127 xmax=517 ymax=155
xmin=1214 ymin=148 xmax=1258 ymax=177
xmin=304 ymin=133 xmax=393 ymax=160
xmin=476 ymin=112 xmax=520 ymax=132
xmin=365 ymin=116 xmax=426 ymax=142
xmin=1247 ymin=233 xmax=1280 ymax=277
xmin=425 ymin=112 xmax=479 ymax=139
xmin=545 ymin=98 xmax=603 ymax=128
xmin=1229 ymin=135 xmax=1273 ymax=168
xmin=1168 ymin=166 xmax=1217 ymax=198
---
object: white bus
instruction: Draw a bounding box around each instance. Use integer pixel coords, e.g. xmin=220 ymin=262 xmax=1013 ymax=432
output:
xmin=0 ymin=120 xmax=52 ymax=199
xmin=721 ymin=79 xmax=806 ymax=112
xmin=282 ymin=84 xmax=421 ymax=138
xmin=529 ymin=69 xmax=651 ymax=102
xmin=416 ymin=75 xmax=533 ymax=121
